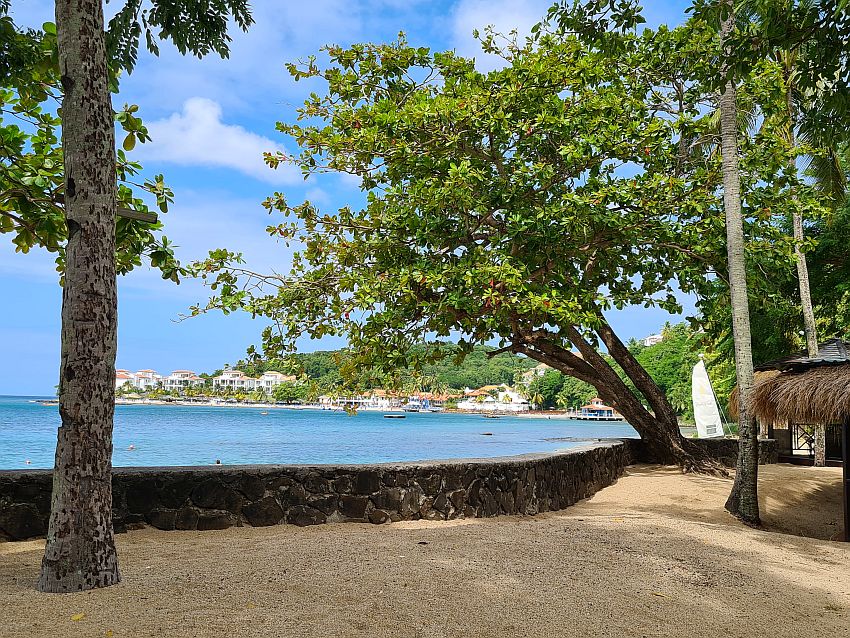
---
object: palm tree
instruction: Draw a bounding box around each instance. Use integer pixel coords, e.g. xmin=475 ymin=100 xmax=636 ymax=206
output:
xmin=719 ymin=2 xmax=760 ymax=525
xmin=531 ymin=392 xmax=544 ymax=411
xmin=774 ymin=48 xmax=847 ymax=466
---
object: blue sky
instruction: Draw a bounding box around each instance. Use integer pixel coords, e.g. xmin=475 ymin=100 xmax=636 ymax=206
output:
xmin=2 ymin=0 xmax=694 ymax=395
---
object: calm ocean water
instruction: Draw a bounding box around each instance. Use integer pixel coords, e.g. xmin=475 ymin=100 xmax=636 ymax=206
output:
xmin=0 ymin=395 xmax=638 ymax=470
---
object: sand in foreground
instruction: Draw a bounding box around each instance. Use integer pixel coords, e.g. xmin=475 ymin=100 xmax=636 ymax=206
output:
xmin=1 ymin=464 xmax=847 ymax=638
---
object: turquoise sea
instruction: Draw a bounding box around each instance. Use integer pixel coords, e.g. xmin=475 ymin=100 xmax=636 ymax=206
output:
xmin=0 ymin=395 xmax=638 ymax=470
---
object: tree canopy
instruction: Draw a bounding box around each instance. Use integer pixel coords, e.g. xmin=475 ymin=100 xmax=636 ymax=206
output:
xmin=190 ymin=5 xmax=817 ymax=467
xmin=0 ymin=11 xmax=180 ymax=279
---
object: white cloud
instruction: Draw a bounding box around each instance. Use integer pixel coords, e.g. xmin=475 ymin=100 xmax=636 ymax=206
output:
xmin=133 ymin=97 xmax=300 ymax=185
xmin=451 ymin=0 xmax=551 ymax=72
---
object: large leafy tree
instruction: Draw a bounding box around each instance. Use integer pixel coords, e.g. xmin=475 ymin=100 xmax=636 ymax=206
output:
xmin=0 ymin=10 xmax=179 ymax=279
xmin=193 ymin=8 xmax=795 ymax=470
xmin=5 ymin=0 xmax=254 ymax=593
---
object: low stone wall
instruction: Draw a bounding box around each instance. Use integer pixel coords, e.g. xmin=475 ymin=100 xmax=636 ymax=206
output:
xmin=0 ymin=441 xmax=631 ymax=541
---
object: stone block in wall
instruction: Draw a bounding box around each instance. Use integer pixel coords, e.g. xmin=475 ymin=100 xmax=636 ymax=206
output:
xmin=0 ymin=502 xmax=45 ymax=540
xmin=243 ymin=497 xmax=285 ymax=527
xmin=338 ymin=494 xmax=368 ymax=520
xmin=368 ymin=509 xmax=391 ymax=524
xmin=191 ymin=479 xmax=244 ymax=512
xmin=288 ymin=505 xmax=326 ymax=527
xmin=354 ymin=471 xmax=381 ymax=495
xmin=197 ymin=510 xmax=237 ymax=531
xmin=308 ymin=495 xmax=338 ymax=516
xmin=175 ymin=506 xmax=199 ymax=530
xmin=147 ymin=508 xmax=177 ymax=531
xmin=238 ymin=475 xmax=267 ymax=502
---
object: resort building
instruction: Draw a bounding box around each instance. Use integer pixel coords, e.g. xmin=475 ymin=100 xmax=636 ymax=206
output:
xmin=212 ymin=370 xmax=254 ymax=391
xmin=162 ymin=370 xmax=205 ymax=391
xmin=643 ymin=334 xmax=664 ymax=347
xmin=521 ymin=363 xmax=551 ymax=384
xmin=254 ymin=371 xmax=297 ymax=391
xmin=457 ymin=385 xmax=530 ymax=413
xmin=131 ymin=369 xmax=163 ymax=391
xmin=115 ymin=370 xmax=134 ymax=390
xmin=576 ymin=397 xmax=623 ymax=421
xmin=212 ymin=369 xmax=296 ymax=392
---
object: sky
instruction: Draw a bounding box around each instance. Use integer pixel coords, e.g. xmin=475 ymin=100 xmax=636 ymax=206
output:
xmin=1 ymin=0 xmax=694 ymax=395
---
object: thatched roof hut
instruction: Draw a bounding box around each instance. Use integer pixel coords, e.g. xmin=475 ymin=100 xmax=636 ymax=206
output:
xmin=728 ymin=339 xmax=850 ymax=424
xmin=747 ymin=364 xmax=850 ymax=425
xmin=729 ymin=338 xmax=849 ymax=542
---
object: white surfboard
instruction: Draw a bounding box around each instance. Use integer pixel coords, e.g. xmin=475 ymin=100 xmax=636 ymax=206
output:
xmin=692 ymin=358 xmax=725 ymax=438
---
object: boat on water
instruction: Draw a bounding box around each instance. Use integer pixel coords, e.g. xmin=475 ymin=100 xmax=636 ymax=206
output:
xmin=384 ymin=414 xmax=406 ymax=419
xmin=483 ymin=414 xmax=502 ymax=419
xmin=259 ymin=411 xmax=269 ymax=415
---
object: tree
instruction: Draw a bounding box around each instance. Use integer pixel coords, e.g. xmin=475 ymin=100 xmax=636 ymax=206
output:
xmin=717 ymin=1 xmax=760 ymax=525
xmin=193 ymin=9 xmax=797 ymax=470
xmin=527 ymin=370 xmax=565 ymax=410
xmin=33 ymin=0 xmax=253 ymax=594
xmin=0 ymin=11 xmax=180 ymax=279
xmin=273 ymin=382 xmax=307 ymax=404
xmin=693 ymin=0 xmax=849 ymax=470
xmin=556 ymin=376 xmax=596 ymax=411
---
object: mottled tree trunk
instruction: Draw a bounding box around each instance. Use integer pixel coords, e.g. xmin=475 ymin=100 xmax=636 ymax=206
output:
xmin=719 ymin=4 xmax=760 ymax=525
xmin=38 ymin=0 xmax=121 ymax=592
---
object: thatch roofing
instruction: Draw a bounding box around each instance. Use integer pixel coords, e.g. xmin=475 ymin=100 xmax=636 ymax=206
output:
xmin=747 ymin=364 xmax=850 ymax=425
xmin=729 ymin=339 xmax=850 ymax=424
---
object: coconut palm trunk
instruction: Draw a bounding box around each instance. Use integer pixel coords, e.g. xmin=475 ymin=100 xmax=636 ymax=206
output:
xmin=38 ymin=0 xmax=121 ymax=592
xmin=719 ymin=4 xmax=760 ymax=525
xmin=779 ymin=53 xmax=825 ymax=465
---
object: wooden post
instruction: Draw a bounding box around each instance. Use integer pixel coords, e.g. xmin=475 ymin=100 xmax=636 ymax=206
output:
xmin=843 ymin=416 xmax=849 ymax=542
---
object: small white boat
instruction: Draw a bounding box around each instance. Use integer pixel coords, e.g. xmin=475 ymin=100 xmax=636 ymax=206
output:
xmin=384 ymin=414 xmax=406 ymax=419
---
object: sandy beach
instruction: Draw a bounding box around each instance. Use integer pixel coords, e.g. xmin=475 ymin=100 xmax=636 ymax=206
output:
xmin=1 ymin=463 xmax=846 ymax=638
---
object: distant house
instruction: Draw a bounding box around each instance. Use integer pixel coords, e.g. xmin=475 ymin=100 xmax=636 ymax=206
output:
xmin=162 ymin=370 xmax=204 ymax=391
xmin=255 ymin=371 xmax=297 ymax=391
xmin=643 ymin=334 xmax=664 ymax=347
xmin=577 ymin=397 xmax=622 ymax=421
xmin=132 ymin=369 xmax=162 ymax=390
xmin=115 ymin=370 xmax=133 ymax=390
xmin=521 ymin=363 xmax=550 ymax=384
xmin=213 ymin=369 xmax=297 ymax=392
xmin=457 ymin=385 xmax=530 ymax=412
xmin=212 ymin=370 xmax=253 ymax=391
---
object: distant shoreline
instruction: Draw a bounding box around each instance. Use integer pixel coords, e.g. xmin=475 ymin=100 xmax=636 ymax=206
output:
xmin=32 ymin=397 xmax=597 ymax=419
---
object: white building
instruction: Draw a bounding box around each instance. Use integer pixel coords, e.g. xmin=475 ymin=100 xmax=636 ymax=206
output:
xmin=131 ymin=369 xmax=163 ymax=391
xmin=643 ymin=334 xmax=664 ymax=347
xmin=162 ymin=370 xmax=205 ymax=391
xmin=212 ymin=369 xmax=254 ymax=391
xmin=521 ymin=363 xmax=550 ymax=384
xmin=254 ymin=371 xmax=297 ymax=391
xmin=116 ymin=367 xmax=296 ymax=394
xmin=115 ymin=370 xmax=134 ymax=390
xmin=457 ymin=385 xmax=530 ymax=413
xmin=212 ymin=369 xmax=296 ymax=392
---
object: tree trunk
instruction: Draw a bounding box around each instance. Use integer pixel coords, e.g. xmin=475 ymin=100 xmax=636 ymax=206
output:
xmin=518 ymin=327 xmax=713 ymax=472
xmin=783 ymin=71 xmax=825 ymax=465
xmin=719 ymin=4 xmax=760 ymax=526
xmin=38 ymin=0 xmax=121 ymax=593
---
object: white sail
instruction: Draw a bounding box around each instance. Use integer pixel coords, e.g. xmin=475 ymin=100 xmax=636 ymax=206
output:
xmin=692 ymin=359 xmax=724 ymax=438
